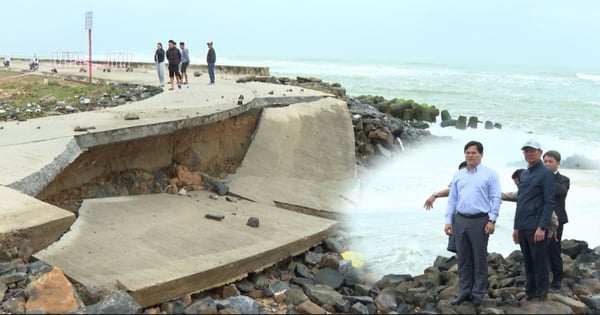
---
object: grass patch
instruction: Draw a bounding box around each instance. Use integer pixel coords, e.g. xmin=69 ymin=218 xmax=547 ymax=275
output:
xmin=0 ymin=74 xmax=117 ymax=108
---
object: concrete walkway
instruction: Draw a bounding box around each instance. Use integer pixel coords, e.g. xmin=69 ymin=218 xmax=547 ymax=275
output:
xmin=1 ymin=60 xmax=357 ymax=307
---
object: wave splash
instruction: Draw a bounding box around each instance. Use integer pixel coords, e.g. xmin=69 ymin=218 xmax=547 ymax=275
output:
xmin=576 ymin=72 xmax=600 ymax=83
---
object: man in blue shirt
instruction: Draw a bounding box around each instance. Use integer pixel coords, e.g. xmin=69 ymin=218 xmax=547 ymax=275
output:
xmin=513 ymin=139 xmax=555 ymax=302
xmin=445 ymin=140 xmax=502 ymax=306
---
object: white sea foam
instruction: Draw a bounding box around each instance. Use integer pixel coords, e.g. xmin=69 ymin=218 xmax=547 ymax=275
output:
xmin=320 ymin=61 xmax=600 ymax=276
xmin=576 ymin=72 xmax=600 ymax=83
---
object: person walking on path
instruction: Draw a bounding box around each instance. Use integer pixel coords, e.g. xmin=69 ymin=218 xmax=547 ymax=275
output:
xmin=513 ymin=139 xmax=555 ymax=302
xmin=154 ymin=43 xmax=166 ymax=87
xmin=179 ymin=42 xmax=190 ymax=85
xmin=543 ymin=150 xmax=570 ymax=290
xmin=445 ymin=140 xmax=502 ymax=306
xmin=166 ymin=39 xmax=182 ymax=90
xmin=424 ymin=161 xmax=467 ymax=253
xmin=206 ymin=41 xmax=216 ymax=84
xmin=3 ymin=55 xmax=10 ymax=69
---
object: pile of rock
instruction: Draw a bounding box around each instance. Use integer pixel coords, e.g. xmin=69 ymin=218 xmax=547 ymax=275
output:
xmin=4 ymin=232 xmax=598 ymax=314
xmin=236 ymin=75 xmax=347 ymax=98
xmin=145 ymin=236 xmax=600 ymax=314
xmin=0 ymin=82 xmax=162 ymax=122
xmin=347 ymin=96 xmax=435 ymax=166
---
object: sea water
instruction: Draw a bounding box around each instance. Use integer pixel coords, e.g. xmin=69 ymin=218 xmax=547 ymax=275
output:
xmin=226 ymin=57 xmax=600 ymax=277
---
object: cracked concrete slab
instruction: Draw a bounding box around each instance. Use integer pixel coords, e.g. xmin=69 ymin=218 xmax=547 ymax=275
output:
xmin=228 ymin=98 xmax=359 ymax=216
xmin=34 ymin=192 xmax=338 ymax=307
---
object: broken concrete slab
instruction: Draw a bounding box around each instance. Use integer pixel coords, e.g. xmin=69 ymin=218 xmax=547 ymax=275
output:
xmin=34 ymin=192 xmax=338 ymax=308
xmin=228 ymin=98 xmax=359 ymax=216
xmin=0 ymin=186 xmax=76 ymax=255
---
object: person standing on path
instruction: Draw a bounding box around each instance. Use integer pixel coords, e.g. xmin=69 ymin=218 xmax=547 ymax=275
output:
xmin=444 ymin=140 xmax=502 ymax=306
xmin=166 ymin=39 xmax=182 ymax=90
xmin=154 ymin=43 xmax=166 ymax=87
xmin=513 ymin=139 xmax=555 ymax=302
xmin=179 ymin=42 xmax=190 ymax=85
xmin=206 ymin=41 xmax=216 ymax=84
xmin=543 ymin=150 xmax=570 ymax=290
xmin=423 ymin=160 xmax=467 ymax=253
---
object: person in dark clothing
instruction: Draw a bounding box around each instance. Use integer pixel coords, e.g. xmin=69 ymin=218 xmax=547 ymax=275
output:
xmin=154 ymin=42 xmax=166 ymax=87
xmin=206 ymin=41 xmax=216 ymax=84
xmin=166 ymin=40 xmax=182 ymax=90
xmin=445 ymin=141 xmax=502 ymax=306
xmin=513 ymin=139 xmax=555 ymax=302
xmin=543 ymin=150 xmax=570 ymax=290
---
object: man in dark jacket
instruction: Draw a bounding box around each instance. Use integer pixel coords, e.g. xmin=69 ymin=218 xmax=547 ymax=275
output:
xmin=206 ymin=41 xmax=216 ymax=84
xmin=166 ymin=40 xmax=182 ymax=90
xmin=543 ymin=150 xmax=570 ymax=290
xmin=513 ymin=139 xmax=555 ymax=302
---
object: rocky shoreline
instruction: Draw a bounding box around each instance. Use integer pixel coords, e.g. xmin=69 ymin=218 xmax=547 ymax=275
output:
xmin=2 ymin=229 xmax=599 ymax=314
xmin=2 ymin=74 xmax=599 ymax=314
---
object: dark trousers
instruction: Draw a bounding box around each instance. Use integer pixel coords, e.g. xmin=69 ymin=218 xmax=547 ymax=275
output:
xmin=548 ymin=223 xmax=564 ymax=283
xmin=518 ymin=229 xmax=549 ymax=298
xmin=452 ymin=213 xmax=489 ymax=300
xmin=208 ymin=62 xmax=215 ymax=83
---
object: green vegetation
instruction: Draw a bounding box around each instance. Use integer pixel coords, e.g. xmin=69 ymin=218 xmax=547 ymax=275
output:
xmin=0 ymin=72 xmax=117 ymax=108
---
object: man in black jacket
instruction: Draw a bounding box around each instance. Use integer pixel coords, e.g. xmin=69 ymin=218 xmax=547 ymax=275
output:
xmin=166 ymin=40 xmax=182 ymax=90
xmin=206 ymin=41 xmax=216 ymax=84
xmin=543 ymin=150 xmax=570 ymax=290
xmin=513 ymin=139 xmax=555 ymax=302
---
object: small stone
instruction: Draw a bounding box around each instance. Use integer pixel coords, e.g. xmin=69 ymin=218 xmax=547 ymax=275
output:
xmin=247 ymin=217 xmax=259 ymax=228
xmin=74 ymin=125 xmax=95 ymax=132
xmin=226 ymin=196 xmax=237 ymax=203
xmin=178 ymin=188 xmax=187 ymax=195
xmin=209 ymin=194 xmax=219 ymax=200
xmin=222 ymin=284 xmax=241 ymax=298
xmin=212 ymin=182 xmax=229 ymax=195
xmin=296 ymin=300 xmax=325 ymax=314
xmin=124 ymin=113 xmax=139 ymax=120
xmin=205 ymin=213 xmax=225 ymax=221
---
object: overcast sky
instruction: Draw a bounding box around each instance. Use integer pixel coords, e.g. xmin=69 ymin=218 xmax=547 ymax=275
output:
xmin=1 ymin=0 xmax=599 ymax=70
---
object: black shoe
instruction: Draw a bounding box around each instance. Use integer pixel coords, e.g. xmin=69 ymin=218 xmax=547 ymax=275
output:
xmin=450 ymin=295 xmax=471 ymax=305
xmin=551 ymin=281 xmax=561 ymax=290
xmin=472 ymin=297 xmax=481 ymax=306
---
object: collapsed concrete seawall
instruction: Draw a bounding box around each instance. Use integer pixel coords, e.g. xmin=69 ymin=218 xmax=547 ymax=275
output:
xmin=31 ymin=96 xmax=357 ymax=308
xmin=34 ymin=95 xmax=329 ymax=210
xmin=1 ymin=64 xmax=360 ymax=308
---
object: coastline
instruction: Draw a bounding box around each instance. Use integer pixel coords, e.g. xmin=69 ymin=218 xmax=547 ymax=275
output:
xmin=1 ymin=61 xmax=599 ymax=314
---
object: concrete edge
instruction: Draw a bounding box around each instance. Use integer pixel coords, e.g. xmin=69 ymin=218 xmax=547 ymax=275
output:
xmin=129 ymin=222 xmax=338 ymax=308
xmin=26 ymin=214 xmax=77 ymax=253
xmin=8 ymin=138 xmax=83 ymax=196
xmin=74 ymin=95 xmax=328 ymax=149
